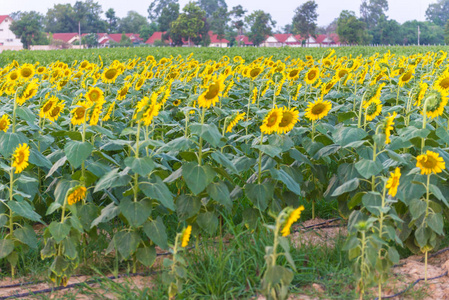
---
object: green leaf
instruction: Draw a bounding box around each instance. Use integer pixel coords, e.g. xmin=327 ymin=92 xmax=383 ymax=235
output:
xmin=119 ymin=199 xmax=152 ymax=228
xmin=143 ymin=217 xmax=168 ymax=249
xmin=46 ymin=156 xmax=67 ymax=179
xmin=176 ymin=195 xmax=201 ymax=221
xmin=41 ymin=238 xmax=57 ymax=259
xmin=162 ymin=136 xmax=193 ymax=151
xmin=14 ymin=224 xmax=38 ymax=249
xmin=314 ymin=144 xmax=341 ymax=159
xmin=428 ymin=213 xmax=444 ymax=235
xmin=182 ymin=162 xmax=215 ymax=195
xmin=64 ymin=141 xmax=93 ymax=168
xmin=124 ymin=156 xmax=155 ymax=176
xmin=16 ymin=107 xmax=36 ymax=123
xmin=410 ymin=199 xmax=426 ymax=220
xmin=114 ymin=231 xmax=140 ymax=259
xmin=140 ymin=176 xmax=175 ymax=210
xmin=415 ymin=225 xmax=429 ymax=248
xmin=0 ymin=239 xmax=14 ymax=259
xmin=48 ymin=222 xmax=71 ymax=243
xmin=50 ymin=256 xmax=69 ymax=276
xmin=355 ymin=159 xmax=383 ymax=179
xmin=190 ymin=123 xmax=222 ymax=147
xmin=333 ymin=127 xmax=367 ymax=147
xmin=206 ymin=181 xmax=232 ymax=211
xmin=252 ymin=144 xmax=283 ymax=157
xmin=0 ymin=132 xmax=28 ymax=157
xmin=211 ymin=151 xmax=238 ymax=174
xmin=388 ymin=246 xmax=400 ymax=264
xmin=331 ymin=178 xmax=359 ymax=197
xmin=62 ymin=238 xmax=77 ymax=260
xmin=197 ymin=212 xmax=218 ymax=235
xmin=29 ymin=149 xmax=52 ymax=169
xmin=91 ymin=202 xmax=120 ymax=228
xmin=94 ymin=168 xmax=131 ymax=193
xmin=270 ymin=169 xmax=301 ymax=195
xmin=137 ymin=246 xmax=156 ymax=267
xmin=245 ymin=182 xmax=275 ymax=211
xmin=429 ymin=184 xmax=449 ymax=207
xmin=9 ymin=200 xmax=43 ymax=223
xmin=362 ymin=192 xmax=382 ymax=215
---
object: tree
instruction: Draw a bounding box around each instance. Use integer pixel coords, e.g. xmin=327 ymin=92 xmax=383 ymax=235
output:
xmin=170 ymin=2 xmax=206 ymax=46
xmin=10 ymin=11 xmax=48 ymax=49
xmin=245 ymin=10 xmax=275 ymax=46
xmin=148 ymin=0 xmax=178 ymax=22
xmin=82 ymin=33 xmax=99 ymax=48
xmin=445 ymin=20 xmax=449 ymax=44
xmin=140 ymin=23 xmax=158 ymax=41
xmin=292 ymin=1 xmax=318 ymax=46
xmin=45 ymin=4 xmax=77 ymax=33
xmin=360 ymin=0 xmax=388 ymax=29
xmin=105 ymin=8 xmax=119 ymax=33
xmin=119 ymin=32 xmax=133 ymax=46
xmin=157 ymin=2 xmax=180 ymax=31
xmin=198 ymin=0 xmax=227 ymax=18
xmin=371 ymin=15 xmax=401 ymax=45
xmin=119 ymin=11 xmax=149 ymax=33
xmin=229 ymin=5 xmax=247 ymax=45
xmin=426 ymin=0 xmax=449 ymax=27
xmin=401 ymin=21 xmax=444 ymax=45
xmin=73 ymin=0 xmax=107 ymax=33
xmin=210 ymin=7 xmax=229 ymax=39
xmin=283 ymin=24 xmax=293 ymax=34
xmin=337 ymin=10 xmax=369 ymax=45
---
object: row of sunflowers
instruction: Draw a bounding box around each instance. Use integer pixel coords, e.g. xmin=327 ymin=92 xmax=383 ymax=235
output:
xmin=0 ymin=48 xmax=449 ymax=297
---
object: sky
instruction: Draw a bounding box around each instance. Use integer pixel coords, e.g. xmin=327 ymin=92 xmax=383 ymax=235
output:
xmin=1 ymin=0 xmax=438 ymax=30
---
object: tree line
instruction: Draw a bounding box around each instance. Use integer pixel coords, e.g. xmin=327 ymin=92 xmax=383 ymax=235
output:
xmin=8 ymin=0 xmax=449 ymax=49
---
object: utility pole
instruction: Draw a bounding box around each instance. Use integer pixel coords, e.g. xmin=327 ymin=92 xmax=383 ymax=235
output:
xmin=79 ymin=21 xmax=81 ymax=48
xmin=418 ymin=25 xmax=420 ymax=46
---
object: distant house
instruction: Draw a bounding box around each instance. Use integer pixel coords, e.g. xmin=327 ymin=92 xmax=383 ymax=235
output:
xmin=235 ymin=35 xmax=253 ymax=46
xmin=50 ymin=33 xmax=80 ymax=45
xmin=209 ymin=31 xmax=228 ymax=47
xmin=0 ymin=15 xmax=23 ymax=51
xmin=262 ymin=34 xmax=301 ymax=47
xmin=145 ymin=31 xmax=172 ymax=46
xmin=107 ymin=33 xmax=143 ymax=45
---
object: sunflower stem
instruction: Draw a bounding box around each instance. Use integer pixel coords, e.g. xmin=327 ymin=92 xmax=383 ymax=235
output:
xmin=198 ymin=108 xmax=206 ymax=166
xmin=9 ymin=165 xmax=15 ymax=279
xmin=395 ymin=85 xmax=400 ymax=106
xmin=357 ymin=92 xmax=367 ymax=128
xmin=12 ymin=89 xmax=19 ymax=134
xmin=421 ymin=96 xmax=429 ymax=153
xmin=258 ymin=133 xmax=263 ymax=184
xmin=311 ymin=120 xmax=316 ymax=142
xmin=134 ymin=121 xmax=141 ymax=203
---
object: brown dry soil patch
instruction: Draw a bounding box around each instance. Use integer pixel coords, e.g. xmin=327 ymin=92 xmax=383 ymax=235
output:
xmin=2 ymin=219 xmax=449 ymax=299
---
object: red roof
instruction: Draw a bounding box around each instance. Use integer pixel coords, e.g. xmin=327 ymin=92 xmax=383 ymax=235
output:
xmin=145 ymin=31 xmax=172 ymax=44
xmin=235 ymin=35 xmax=253 ymax=45
xmin=107 ymin=33 xmax=142 ymax=43
xmin=315 ymin=34 xmax=326 ymax=44
xmin=51 ymin=33 xmax=79 ymax=43
xmin=329 ymin=33 xmax=340 ymax=44
xmin=0 ymin=15 xmax=11 ymax=24
xmin=209 ymin=31 xmax=229 ymax=44
xmin=273 ymin=34 xmax=292 ymax=43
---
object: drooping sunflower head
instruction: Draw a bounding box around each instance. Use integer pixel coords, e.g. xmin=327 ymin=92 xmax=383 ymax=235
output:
xmin=181 ymin=225 xmax=192 ymax=247
xmin=134 ymin=77 xmax=145 ymax=91
xmin=321 ymin=79 xmax=337 ymax=96
xmin=12 ymin=143 xmax=30 ymax=174
xmin=281 ymin=205 xmax=305 ymax=236
xmin=67 ymin=186 xmax=87 ymax=205
xmin=305 ymin=99 xmax=332 ymax=121
xmin=71 ymin=101 xmax=90 ymax=125
xmin=423 ymin=89 xmax=448 ymax=119
xmin=277 ymin=107 xmax=299 ymax=134
xmin=304 ymin=67 xmax=320 ymax=85
xmin=260 ymin=106 xmax=283 ymax=135
xmin=198 ymin=78 xmax=223 ymax=108
xmin=416 ymin=150 xmax=446 ymax=175
xmin=226 ymin=112 xmax=245 ymax=133
xmin=413 ymin=82 xmax=428 ymax=107
xmin=0 ymin=114 xmax=11 ymax=132
xmin=384 ymin=112 xmax=397 ymax=144
xmin=398 ymin=69 xmax=414 ymax=86
xmin=85 ymin=87 xmax=104 ymax=104
xmin=40 ymin=96 xmax=58 ymax=118
xmin=364 ymin=97 xmax=382 ymax=121
xmin=116 ymin=82 xmax=131 ymax=100
xmin=386 ymin=167 xmax=401 ymax=197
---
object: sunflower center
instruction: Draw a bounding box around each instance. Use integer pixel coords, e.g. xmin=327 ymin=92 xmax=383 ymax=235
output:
xmin=204 ymin=83 xmax=220 ymax=100
xmin=266 ymin=112 xmax=280 ymax=126
xmin=338 ymin=70 xmax=348 ymax=78
xmin=43 ymin=101 xmax=53 ymax=112
xmin=21 ymin=68 xmax=32 ymax=78
xmin=279 ymin=112 xmax=293 ymax=127
xmin=289 ymin=70 xmax=299 ymax=77
xmin=90 ymin=91 xmax=100 ymax=101
xmin=16 ymin=151 xmax=25 ymax=164
xmin=390 ymin=176 xmax=399 ymax=187
xmin=250 ymin=68 xmax=261 ymax=78
xmin=75 ymin=107 xmax=86 ymax=119
xmin=311 ymin=103 xmax=326 ymax=115
xmin=426 ymin=94 xmax=441 ymax=112
xmin=420 ymin=156 xmax=437 ymax=169
xmin=401 ymin=71 xmax=412 ymax=82
xmin=105 ymin=69 xmax=118 ymax=79
xmin=50 ymin=106 xmax=61 ymax=117
xmin=439 ymin=77 xmax=449 ymax=89
xmin=308 ymin=71 xmax=317 ymax=81
xmin=9 ymin=72 xmax=18 ymax=80
xmin=0 ymin=120 xmax=6 ymax=130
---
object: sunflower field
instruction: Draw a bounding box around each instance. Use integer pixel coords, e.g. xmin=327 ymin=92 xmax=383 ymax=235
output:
xmin=1 ymin=47 xmax=449 ymax=299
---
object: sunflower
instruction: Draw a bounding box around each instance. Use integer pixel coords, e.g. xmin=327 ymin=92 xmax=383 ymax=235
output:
xmin=384 ymin=112 xmax=397 ymax=144
xmin=248 ymin=66 xmax=263 ymax=79
xmin=7 ymin=70 xmax=19 ymax=82
xmin=281 ymin=205 xmax=305 ymax=236
xmin=305 ymin=99 xmax=332 ymax=121
xmin=423 ymin=90 xmax=448 ymax=119
xmin=102 ymin=67 xmax=119 ymax=83
xmin=134 ymin=96 xmax=162 ymax=126
xmin=198 ymin=78 xmax=223 ymax=108
xmin=71 ymin=101 xmax=90 ymax=125
xmin=19 ymin=63 xmax=35 ymax=81
xmin=89 ymin=101 xmax=104 ymax=126
xmin=116 ymin=82 xmax=131 ymax=100
xmin=17 ymin=80 xmax=39 ymax=105
xmin=251 ymin=87 xmax=258 ymax=104
xmin=398 ymin=69 xmax=414 ymax=86
xmin=67 ymin=186 xmax=87 ymax=205
xmin=386 ymin=167 xmax=401 ymax=197
xmin=134 ymin=77 xmax=145 ymax=91
xmin=364 ymin=97 xmax=382 ymax=121
xmin=434 ymin=72 xmax=449 ymax=93
xmin=416 ymin=150 xmax=446 ymax=175
xmin=47 ymin=102 xmax=65 ymax=122
xmin=287 ymin=68 xmax=300 ymax=81
xmin=12 ymin=143 xmax=30 ymax=174
xmin=181 ymin=225 xmax=192 ymax=247
xmin=321 ymin=79 xmax=337 ymax=96
xmin=336 ymin=68 xmax=349 ymax=81
xmin=40 ymin=96 xmax=57 ymax=118
xmin=413 ymin=82 xmax=428 ymax=107
xmin=36 ymin=66 xmax=46 ymax=75
xmin=173 ymin=99 xmax=181 ymax=106
xmin=85 ymin=87 xmax=104 ymax=104
xmin=304 ymin=67 xmax=320 ymax=85
xmin=102 ymin=102 xmax=115 ymax=122
xmin=0 ymin=114 xmax=11 ymax=132
xmin=260 ymin=106 xmax=283 ymax=134
xmin=278 ymin=107 xmax=299 ymax=134
xmin=226 ymin=112 xmax=245 ymax=133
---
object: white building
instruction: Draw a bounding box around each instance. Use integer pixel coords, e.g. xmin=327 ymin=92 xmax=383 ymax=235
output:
xmin=0 ymin=15 xmax=23 ymax=51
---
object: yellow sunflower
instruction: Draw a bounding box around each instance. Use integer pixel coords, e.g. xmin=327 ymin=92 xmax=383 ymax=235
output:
xmin=46 ymin=100 xmax=65 ymax=122
xmin=416 ymin=150 xmax=446 ymax=175
xmin=0 ymin=114 xmax=11 ymax=132
xmin=287 ymin=68 xmax=300 ymax=81
xmin=12 ymin=143 xmax=30 ymax=174
xmin=364 ymin=97 xmax=382 ymax=121
xmin=385 ymin=112 xmax=397 ymax=144
xmin=398 ymin=69 xmax=414 ymax=87
xmin=40 ymin=96 xmax=58 ymax=118
xmin=7 ymin=70 xmax=19 ymax=82
xmin=304 ymin=67 xmax=320 ymax=85
xmin=67 ymin=186 xmax=87 ymax=205
xmin=173 ymin=99 xmax=181 ymax=106
xmin=116 ymin=82 xmax=131 ymax=100
xmin=198 ymin=78 xmax=223 ymax=108
xmin=413 ymin=82 xmax=428 ymax=107
xmin=102 ymin=67 xmax=120 ymax=84
xmin=226 ymin=112 xmax=245 ymax=133
xmin=386 ymin=167 xmax=401 ymax=197
xmin=89 ymin=101 xmax=104 ymax=126
xmin=19 ymin=63 xmax=35 ymax=81
xmin=85 ymin=87 xmax=104 ymax=104
xmin=71 ymin=101 xmax=90 ymax=125
xmin=181 ymin=225 xmax=192 ymax=247
xmin=17 ymin=80 xmax=39 ymax=105
xmin=434 ymin=72 xmax=449 ymax=93
xmin=281 ymin=205 xmax=305 ymax=236
xmin=260 ymin=106 xmax=283 ymax=134
xmin=251 ymin=87 xmax=258 ymax=104
xmin=278 ymin=107 xmax=299 ymax=134
xmin=423 ymin=90 xmax=448 ymax=119
xmin=305 ymin=99 xmax=332 ymax=121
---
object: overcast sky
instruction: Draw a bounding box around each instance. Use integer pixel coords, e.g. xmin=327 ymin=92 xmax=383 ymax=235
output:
xmin=2 ymin=0 xmax=437 ymax=29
